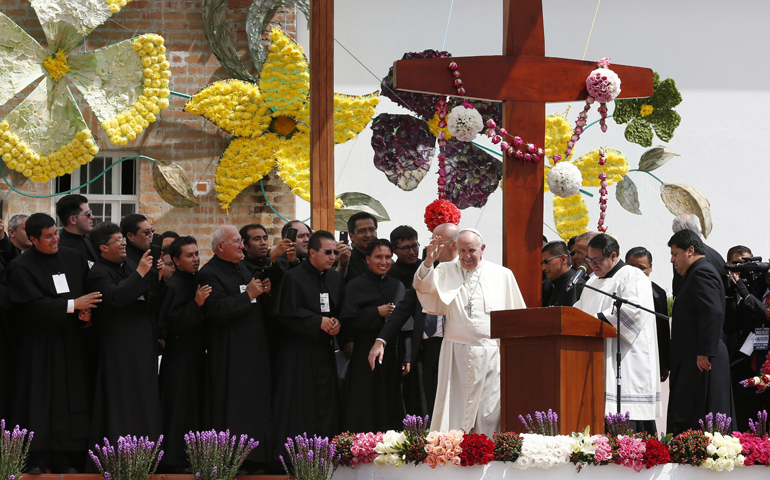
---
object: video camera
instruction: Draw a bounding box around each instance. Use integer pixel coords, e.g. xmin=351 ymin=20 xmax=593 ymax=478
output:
xmin=726 ymin=256 xmax=770 ymax=289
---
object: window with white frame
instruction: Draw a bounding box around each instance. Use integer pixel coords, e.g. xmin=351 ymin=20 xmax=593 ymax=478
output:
xmin=55 ymin=151 xmax=139 ymax=225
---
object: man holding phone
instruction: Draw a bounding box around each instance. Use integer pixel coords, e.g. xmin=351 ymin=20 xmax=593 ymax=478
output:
xmin=271 ymin=220 xmax=311 ymax=271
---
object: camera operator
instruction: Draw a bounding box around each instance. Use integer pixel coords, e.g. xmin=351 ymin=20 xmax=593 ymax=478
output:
xmin=724 ymin=245 xmax=770 ymax=431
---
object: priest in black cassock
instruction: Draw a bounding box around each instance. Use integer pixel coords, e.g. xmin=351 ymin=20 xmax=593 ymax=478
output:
xmin=341 ymin=239 xmax=406 ymax=432
xmin=158 ymin=236 xmax=211 ymax=473
xmin=197 ymin=225 xmax=272 ymax=470
xmin=56 ymin=194 xmax=98 ymax=266
xmin=7 ymin=213 xmax=102 ymax=473
xmin=272 ymin=230 xmax=343 ymax=460
xmin=541 ymin=240 xmax=585 ymax=307
xmin=240 ymin=223 xmax=272 ymax=277
xmin=667 ymin=229 xmax=736 ymax=434
xmin=87 ymin=222 xmax=162 ymax=449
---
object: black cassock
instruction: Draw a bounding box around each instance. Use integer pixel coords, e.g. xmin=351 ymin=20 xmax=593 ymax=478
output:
xmin=197 ymin=255 xmax=271 ymax=462
xmin=667 ymin=257 xmax=735 ymax=434
xmin=87 ymin=257 xmax=162 ymax=444
xmin=7 ymin=246 xmax=91 ymax=454
xmin=272 ymin=260 xmax=342 ymax=459
xmin=158 ymin=269 xmax=206 ymax=469
xmin=340 ymin=270 xmax=406 ymax=432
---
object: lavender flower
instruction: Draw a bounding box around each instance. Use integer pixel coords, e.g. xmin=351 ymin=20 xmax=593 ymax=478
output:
xmin=281 ymin=433 xmax=337 ymax=480
xmin=185 ymin=430 xmax=259 ymax=480
xmin=749 ymin=410 xmax=769 ymax=437
xmin=0 ymin=419 xmax=33 ymax=480
xmin=89 ymin=435 xmax=162 ymax=480
xmin=605 ymin=411 xmax=631 ymax=437
xmin=699 ymin=412 xmax=732 ymax=435
xmin=519 ymin=409 xmax=559 ymax=436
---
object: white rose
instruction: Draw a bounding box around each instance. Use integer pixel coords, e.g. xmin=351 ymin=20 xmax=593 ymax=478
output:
xmin=716 ymin=446 xmax=728 ymax=458
xmin=701 ymin=458 xmax=715 ymax=470
xmin=724 ymin=459 xmax=735 ymax=471
xmin=706 ymin=444 xmax=717 ymax=456
xmin=714 ymin=458 xmax=726 ymax=471
xmin=515 ymin=456 xmax=531 ymax=469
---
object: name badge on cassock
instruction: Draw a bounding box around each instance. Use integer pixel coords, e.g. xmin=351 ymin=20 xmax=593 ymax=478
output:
xmin=240 ymin=284 xmax=257 ymax=303
xmin=320 ymin=293 xmax=330 ymax=313
xmin=755 ymin=328 xmax=769 ymax=351
xmin=52 ymin=273 xmax=70 ymax=294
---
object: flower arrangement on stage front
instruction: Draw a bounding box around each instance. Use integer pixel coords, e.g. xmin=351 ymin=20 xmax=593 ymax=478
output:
xmin=458 ymin=433 xmax=495 ymax=466
xmin=186 ymin=28 xmax=378 ymax=211
xmin=350 ymin=432 xmax=382 ymax=467
xmin=493 ymin=431 xmax=522 ymax=463
xmin=184 ymin=430 xmax=259 ymax=480
xmin=424 ymin=430 xmax=464 ymax=468
xmin=732 ymin=431 xmax=770 ymax=466
xmin=280 ymin=434 xmax=338 ymax=480
xmin=0 ymin=1 xmax=170 ymax=182
xmin=701 ymin=432 xmax=745 ymax=471
xmin=668 ymin=430 xmax=709 ymax=467
xmin=89 ymin=435 xmax=163 ymax=480
xmin=373 ymin=431 xmax=406 ymax=467
xmin=401 ymin=415 xmax=430 ymax=465
xmin=0 ymin=419 xmax=33 ymax=480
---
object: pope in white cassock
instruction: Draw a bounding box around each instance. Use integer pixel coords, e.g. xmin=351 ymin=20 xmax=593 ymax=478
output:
xmin=573 ymin=233 xmax=662 ymax=433
xmin=414 ymin=229 xmax=526 ymax=436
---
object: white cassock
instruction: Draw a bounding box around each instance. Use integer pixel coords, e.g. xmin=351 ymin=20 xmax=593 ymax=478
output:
xmin=573 ymin=262 xmax=662 ymax=420
xmin=414 ymin=258 xmax=526 ymax=436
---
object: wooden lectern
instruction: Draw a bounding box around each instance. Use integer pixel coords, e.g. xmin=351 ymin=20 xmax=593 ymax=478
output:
xmin=490 ymin=306 xmax=616 ymax=435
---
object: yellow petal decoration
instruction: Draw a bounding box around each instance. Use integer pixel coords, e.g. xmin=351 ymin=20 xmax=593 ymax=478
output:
xmin=553 ymin=193 xmax=589 ymax=241
xmin=186 ymin=27 xmax=379 ymax=211
xmin=573 ymin=147 xmax=629 ymax=187
xmin=543 ymin=113 xmax=574 ymax=192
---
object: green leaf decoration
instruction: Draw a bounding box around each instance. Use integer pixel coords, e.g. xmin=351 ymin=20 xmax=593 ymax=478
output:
xmin=616 ymin=175 xmax=642 ymax=215
xmin=152 ymin=160 xmax=199 ymax=208
xmin=202 ymin=0 xmax=256 ymax=82
xmin=638 ymin=146 xmax=680 ymax=172
xmin=334 ymin=192 xmax=390 ymax=231
xmin=660 ymin=183 xmax=712 ymax=238
xmin=614 ymin=72 xmax=682 ymax=147
xmin=625 ymin=118 xmax=654 ymax=147
xmin=246 ymin=0 xmax=310 ymax=72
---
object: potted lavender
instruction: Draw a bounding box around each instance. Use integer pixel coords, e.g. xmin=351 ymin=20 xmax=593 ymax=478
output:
xmin=184 ymin=430 xmax=258 ymax=480
xmin=280 ymin=434 xmax=338 ymax=480
xmin=89 ymin=435 xmax=163 ymax=480
xmin=0 ymin=419 xmax=33 ymax=480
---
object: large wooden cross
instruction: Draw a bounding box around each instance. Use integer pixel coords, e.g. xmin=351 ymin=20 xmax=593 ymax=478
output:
xmin=392 ymin=0 xmax=653 ymax=306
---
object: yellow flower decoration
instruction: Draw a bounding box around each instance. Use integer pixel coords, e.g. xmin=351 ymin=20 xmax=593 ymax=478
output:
xmin=640 ymin=104 xmax=654 ymax=117
xmin=0 ymin=2 xmax=170 ymax=182
xmin=425 ymin=113 xmax=453 ymax=140
xmin=573 ymin=148 xmax=629 ymax=187
xmin=543 ymin=113 xmax=575 ymax=192
xmin=543 ymin=111 xmax=629 ymax=240
xmin=42 ymin=49 xmax=70 ymax=81
xmin=553 ymin=194 xmax=590 ymax=241
xmin=185 ymin=28 xmax=379 ymax=211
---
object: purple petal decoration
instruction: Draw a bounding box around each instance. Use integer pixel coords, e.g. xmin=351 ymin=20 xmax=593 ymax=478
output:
xmin=443 ymin=140 xmax=502 ymax=209
xmin=371 ymin=113 xmax=434 ymax=191
xmin=380 ymin=50 xmax=451 ymax=120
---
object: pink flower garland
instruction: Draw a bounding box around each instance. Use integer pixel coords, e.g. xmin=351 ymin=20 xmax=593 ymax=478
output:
xmin=350 ymin=432 xmax=383 ymax=467
xmin=556 ymin=57 xmax=620 ymax=232
xmin=424 ymin=430 xmax=464 ymax=468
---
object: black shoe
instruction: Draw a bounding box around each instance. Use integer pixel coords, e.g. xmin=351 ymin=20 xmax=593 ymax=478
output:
xmin=26 ymin=466 xmax=44 ymax=475
xmin=61 ymin=467 xmax=79 ymax=474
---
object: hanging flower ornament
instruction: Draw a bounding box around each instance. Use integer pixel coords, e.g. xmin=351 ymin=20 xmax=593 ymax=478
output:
xmin=0 ymin=2 xmax=170 ymax=182
xmin=446 ymin=102 xmax=483 ymax=142
xmin=547 ymin=162 xmax=582 ymax=198
xmin=186 ymin=28 xmax=378 ymax=211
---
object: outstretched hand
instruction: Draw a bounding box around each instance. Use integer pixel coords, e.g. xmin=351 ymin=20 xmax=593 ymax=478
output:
xmin=423 ymin=235 xmax=444 ymax=267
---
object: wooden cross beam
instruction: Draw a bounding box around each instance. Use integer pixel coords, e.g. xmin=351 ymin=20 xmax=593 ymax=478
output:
xmin=393 ymin=0 xmax=653 ymax=307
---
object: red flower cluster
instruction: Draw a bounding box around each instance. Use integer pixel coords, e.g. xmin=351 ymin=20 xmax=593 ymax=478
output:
xmin=669 ymin=430 xmax=708 ymax=466
xmin=459 ymin=433 xmax=494 ymax=466
xmin=424 ymin=199 xmax=461 ymax=232
xmin=642 ymin=438 xmax=670 ymax=468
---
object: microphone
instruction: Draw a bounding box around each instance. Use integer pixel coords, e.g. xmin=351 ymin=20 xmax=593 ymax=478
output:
xmin=566 ymin=264 xmax=589 ymax=292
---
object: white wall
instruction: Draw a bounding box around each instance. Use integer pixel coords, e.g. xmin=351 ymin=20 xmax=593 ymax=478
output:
xmin=294 ymin=0 xmax=770 ymax=292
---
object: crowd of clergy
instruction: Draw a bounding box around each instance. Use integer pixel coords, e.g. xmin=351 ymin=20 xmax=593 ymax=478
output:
xmin=0 ymin=192 xmax=765 ymax=475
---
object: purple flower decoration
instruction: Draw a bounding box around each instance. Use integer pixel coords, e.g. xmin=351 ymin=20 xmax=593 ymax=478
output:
xmin=372 ymin=49 xmax=503 ymax=209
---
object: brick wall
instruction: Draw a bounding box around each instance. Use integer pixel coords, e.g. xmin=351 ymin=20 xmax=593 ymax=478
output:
xmin=0 ymin=0 xmax=298 ymax=259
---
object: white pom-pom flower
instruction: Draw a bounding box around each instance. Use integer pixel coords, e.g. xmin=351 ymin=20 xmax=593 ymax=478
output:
xmin=446 ymin=104 xmax=483 ymax=142
xmin=547 ymin=162 xmax=582 ymax=198
xmin=586 ymin=67 xmax=621 ymax=103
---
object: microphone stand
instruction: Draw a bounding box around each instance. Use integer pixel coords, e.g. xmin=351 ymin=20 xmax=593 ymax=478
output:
xmin=581 ymin=282 xmax=670 ymax=413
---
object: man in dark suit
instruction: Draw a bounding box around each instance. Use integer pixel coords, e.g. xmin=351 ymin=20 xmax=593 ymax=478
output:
xmin=368 ymin=222 xmax=460 ymax=417
xmin=667 ymin=229 xmax=735 ymax=434
xmin=671 ymin=214 xmax=726 ymax=296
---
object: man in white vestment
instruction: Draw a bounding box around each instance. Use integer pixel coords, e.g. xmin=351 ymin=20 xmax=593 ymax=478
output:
xmin=573 ymin=233 xmax=662 ymax=433
xmin=414 ymin=229 xmax=525 ymax=436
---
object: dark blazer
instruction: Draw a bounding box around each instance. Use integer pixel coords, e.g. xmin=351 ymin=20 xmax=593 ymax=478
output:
xmin=377 ymin=288 xmax=426 ymax=364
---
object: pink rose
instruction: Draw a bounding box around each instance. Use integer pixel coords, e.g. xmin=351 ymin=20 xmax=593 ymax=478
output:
xmin=452 ymin=456 xmax=462 ymax=466
xmin=437 ymin=456 xmax=448 ymax=466
xmin=426 ymin=454 xmax=437 ymax=469
xmin=427 ymin=432 xmax=439 ymax=445
xmin=425 ymin=445 xmax=434 ymax=454
xmin=435 ymin=446 xmax=446 ymax=456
